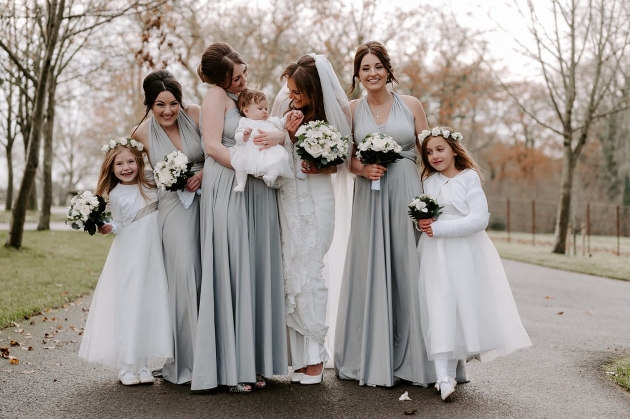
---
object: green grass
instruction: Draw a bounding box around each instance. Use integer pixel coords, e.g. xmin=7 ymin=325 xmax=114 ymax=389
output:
xmin=0 ymin=230 xmax=112 ymax=328
xmin=489 ymin=231 xmax=630 ymax=281
xmin=0 ymin=209 xmax=67 ymax=224
xmin=604 ymin=358 xmax=630 ymax=391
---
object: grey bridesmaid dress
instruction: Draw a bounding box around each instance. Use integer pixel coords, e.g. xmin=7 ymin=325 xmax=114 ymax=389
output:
xmin=335 ymin=93 xmax=465 ymax=387
xmin=192 ymin=93 xmax=287 ymax=391
xmin=148 ymin=110 xmax=203 ymax=385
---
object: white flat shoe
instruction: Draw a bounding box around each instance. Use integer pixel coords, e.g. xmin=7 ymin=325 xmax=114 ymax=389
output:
xmin=138 ymin=368 xmax=155 ymax=384
xmin=435 ymin=377 xmax=457 ymax=401
xmin=118 ymin=370 xmax=140 ymax=386
xmin=291 ymin=372 xmax=304 ymax=383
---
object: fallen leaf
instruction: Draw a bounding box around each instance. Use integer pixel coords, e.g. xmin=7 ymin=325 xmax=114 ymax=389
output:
xmin=404 ymin=409 xmax=417 ymax=415
xmin=53 ymin=378 xmax=57 ymax=382
xmin=42 ymin=317 xmax=48 ymax=322
xmin=54 ymin=363 xmax=62 ymax=366
xmin=27 ymin=346 xmax=33 ymax=351
xmin=24 ymin=333 xmax=32 ymax=339
xmin=9 ymin=341 xmax=19 ymax=347
xmin=21 ymin=370 xmax=36 ymax=374
xmin=43 ymin=346 xmax=57 ymax=350
xmin=545 ymin=295 xmax=555 ymax=300
xmin=0 ymin=347 xmax=9 ymax=358
xmin=56 ymin=325 xmax=63 ymax=330
xmin=10 ymin=322 xmax=20 ymax=328
xmin=399 ymin=391 xmax=412 ymax=401
xmin=9 ymin=358 xmax=19 ymax=365
xmin=558 ymin=311 xmax=564 ymax=315
xmin=14 ymin=329 xmax=24 ymax=334
xmin=29 ymin=321 xmax=35 ymax=326
xmin=50 ymin=317 xmax=58 ymax=323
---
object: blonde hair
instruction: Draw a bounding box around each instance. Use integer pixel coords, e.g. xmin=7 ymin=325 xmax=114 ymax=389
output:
xmin=420 ymin=126 xmax=483 ymax=181
xmin=96 ymin=144 xmax=155 ymax=202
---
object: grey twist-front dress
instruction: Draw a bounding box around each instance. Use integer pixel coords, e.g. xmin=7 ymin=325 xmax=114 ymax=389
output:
xmin=148 ymin=110 xmax=203 ymax=385
xmin=192 ymin=92 xmax=287 ymax=391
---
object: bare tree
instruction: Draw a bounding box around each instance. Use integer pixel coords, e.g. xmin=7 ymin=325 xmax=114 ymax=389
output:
xmin=500 ymin=0 xmax=630 ymax=253
xmin=0 ymin=0 xmax=159 ymax=248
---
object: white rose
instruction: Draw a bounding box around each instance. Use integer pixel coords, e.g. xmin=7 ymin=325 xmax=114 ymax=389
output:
xmin=371 ymin=138 xmax=386 ymax=152
xmin=109 ymin=139 xmax=117 ymax=149
xmin=442 ymin=130 xmax=450 ymax=138
xmin=415 ymin=201 xmax=427 ymax=211
xmin=172 ymin=152 xmax=189 ymax=168
xmin=419 ymin=130 xmax=431 ymax=141
xmin=393 ymin=144 xmax=402 ymax=153
xmin=101 ymin=145 xmax=110 ymax=153
xmin=305 ymin=143 xmax=323 ymax=158
xmin=431 ymin=127 xmax=441 ymax=137
xmin=136 ymin=142 xmax=144 ymax=151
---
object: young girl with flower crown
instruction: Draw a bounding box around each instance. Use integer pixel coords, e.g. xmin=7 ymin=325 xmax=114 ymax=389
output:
xmin=416 ymin=127 xmax=532 ymax=401
xmin=78 ymin=138 xmax=173 ymax=386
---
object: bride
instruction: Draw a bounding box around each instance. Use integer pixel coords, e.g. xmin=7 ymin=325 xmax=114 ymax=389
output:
xmin=264 ymin=53 xmax=352 ymax=385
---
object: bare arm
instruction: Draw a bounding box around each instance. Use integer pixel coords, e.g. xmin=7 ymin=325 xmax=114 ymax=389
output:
xmin=401 ymin=95 xmax=429 ymax=152
xmin=202 ymin=86 xmax=233 ymax=168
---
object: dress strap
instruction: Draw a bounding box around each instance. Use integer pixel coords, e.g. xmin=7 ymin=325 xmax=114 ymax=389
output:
xmin=132 ymin=201 xmax=158 ymax=223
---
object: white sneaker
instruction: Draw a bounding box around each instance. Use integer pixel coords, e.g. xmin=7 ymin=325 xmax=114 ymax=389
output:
xmin=138 ymin=368 xmax=155 ymax=384
xmin=435 ymin=377 xmax=457 ymax=401
xmin=118 ymin=370 xmax=140 ymax=386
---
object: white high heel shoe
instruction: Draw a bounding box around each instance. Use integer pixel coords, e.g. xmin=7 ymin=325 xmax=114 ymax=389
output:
xmin=300 ymin=364 xmax=324 ymax=385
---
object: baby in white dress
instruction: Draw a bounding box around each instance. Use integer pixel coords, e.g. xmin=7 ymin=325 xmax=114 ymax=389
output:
xmin=231 ymin=88 xmax=294 ymax=191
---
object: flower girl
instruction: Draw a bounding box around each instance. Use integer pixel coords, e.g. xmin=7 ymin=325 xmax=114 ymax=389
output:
xmin=416 ymin=127 xmax=531 ymax=401
xmin=231 ymin=88 xmax=294 ymax=191
xmin=78 ymin=138 xmax=173 ymax=386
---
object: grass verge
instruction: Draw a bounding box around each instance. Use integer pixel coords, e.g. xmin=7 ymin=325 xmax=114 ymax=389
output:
xmin=0 ymin=230 xmax=112 ymax=329
xmin=604 ymin=358 xmax=630 ymax=391
xmin=1 ymin=209 xmax=67 ymax=224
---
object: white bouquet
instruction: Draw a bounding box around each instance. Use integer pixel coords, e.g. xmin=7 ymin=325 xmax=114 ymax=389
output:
xmin=355 ymin=132 xmax=403 ymax=190
xmin=408 ymin=194 xmax=443 ymax=222
xmin=153 ymin=150 xmax=194 ymax=192
xmin=65 ymin=191 xmax=111 ymax=235
xmin=294 ymin=120 xmax=350 ymax=180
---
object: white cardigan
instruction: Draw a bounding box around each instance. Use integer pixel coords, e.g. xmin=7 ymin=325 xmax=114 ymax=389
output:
xmin=422 ymin=169 xmax=490 ymax=238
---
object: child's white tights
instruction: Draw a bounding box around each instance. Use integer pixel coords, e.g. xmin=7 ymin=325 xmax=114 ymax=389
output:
xmin=433 ymin=352 xmax=457 ymax=382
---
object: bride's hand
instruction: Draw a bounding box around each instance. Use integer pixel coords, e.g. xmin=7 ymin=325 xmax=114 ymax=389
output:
xmin=253 ymin=129 xmax=285 ymax=150
xmin=301 ymin=161 xmax=337 ymax=175
xmin=285 ymin=111 xmax=304 ymax=139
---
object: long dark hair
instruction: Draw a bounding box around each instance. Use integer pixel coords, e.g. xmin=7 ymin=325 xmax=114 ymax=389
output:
xmin=280 ymin=55 xmax=326 ymax=124
xmin=131 ymin=70 xmax=183 ymax=136
xmin=348 ymin=41 xmax=398 ymax=95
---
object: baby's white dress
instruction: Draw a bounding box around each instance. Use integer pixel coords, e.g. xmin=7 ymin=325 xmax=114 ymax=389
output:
xmin=231 ymin=116 xmax=294 ymax=180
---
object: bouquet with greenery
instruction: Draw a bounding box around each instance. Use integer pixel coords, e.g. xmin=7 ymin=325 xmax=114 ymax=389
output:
xmin=294 ymin=120 xmax=350 ymax=179
xmin=153 ymin=150 xmax=194 ymax=192
xmin=408 ymin=194 xmax=443 ymax=222
xmin=65 ymin=191 xmax=111 ymax=235
xmin=355 ymin=132 xmax=403 ymax=190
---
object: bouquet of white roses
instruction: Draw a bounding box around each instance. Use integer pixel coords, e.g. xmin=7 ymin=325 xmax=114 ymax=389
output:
xmin=355 ymin=132 xmax=403 ymax=190
xmin=294 ymin=120 xmax=350 ymax=180
xmin=153 ymin=150 xmax=194 ymax=192
xmin=408 ymin=194 xmax=443 ymax=222
xmin=65 ymin=190 xmax=111 ymax=236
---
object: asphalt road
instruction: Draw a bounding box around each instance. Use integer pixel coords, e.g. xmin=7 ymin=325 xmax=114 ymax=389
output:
xmin=1 ymin=260 xmax=629 ymax=419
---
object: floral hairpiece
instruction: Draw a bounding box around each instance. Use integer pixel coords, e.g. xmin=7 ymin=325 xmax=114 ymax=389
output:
xmin=418 ymin=127 xmax=463 ymax=143
xmin=101 ymin=137 xmax=144 ymax=153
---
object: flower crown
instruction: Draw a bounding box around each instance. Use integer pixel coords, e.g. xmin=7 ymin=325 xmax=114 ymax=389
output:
xmin=101 ymin=137 xmax=144 ymax=153
xmin=418 ymin=127 xmax=463 ymax=143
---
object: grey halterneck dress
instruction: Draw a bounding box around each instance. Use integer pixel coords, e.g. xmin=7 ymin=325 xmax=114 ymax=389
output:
xmin=191 ymin=92 xmax=287 ymax=391
xmin=148 ymin=110 xmax=203 ymax=385
xmin=335 ymin=93 xmax=447 ymax=387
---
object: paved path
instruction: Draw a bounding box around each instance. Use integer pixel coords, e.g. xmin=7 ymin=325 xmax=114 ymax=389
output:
xmin=1 ymin=260 xmax=629 ymax=418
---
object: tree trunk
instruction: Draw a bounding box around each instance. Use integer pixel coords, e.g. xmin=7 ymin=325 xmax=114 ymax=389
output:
xmin=552 ymin=143 xmax=576 ymax=254
xmin=6 ymin=0 xmax=65 ymax=248
xmin=5 ymin=147 xmax=14 ymax=211
xmin=38 ymin=75 xmax=57 ymax=231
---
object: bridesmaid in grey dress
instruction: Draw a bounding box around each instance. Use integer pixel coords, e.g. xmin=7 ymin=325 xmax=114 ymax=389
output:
xmin=192 ymin=42 xmax=287 ymax=393
xmin=130 ymin=70 xmax=203 ymax=385
xmin=334 ymin=42 xmax=467 ymax=387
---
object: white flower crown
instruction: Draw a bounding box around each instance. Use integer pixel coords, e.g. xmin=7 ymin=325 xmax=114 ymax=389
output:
xmin=418 ymin=127 xmax=463 ymax=143
xmin=101 ymin=137 xmax=144 ymax=153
